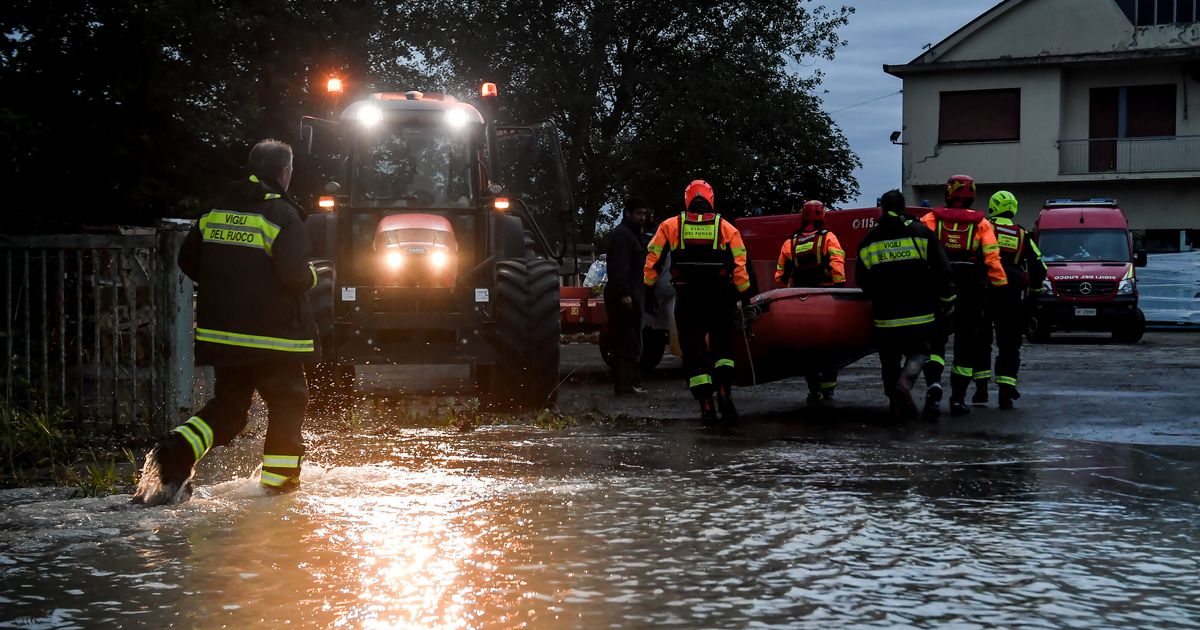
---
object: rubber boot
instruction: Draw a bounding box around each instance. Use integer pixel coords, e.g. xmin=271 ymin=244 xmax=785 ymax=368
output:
xmin=131 ymin=434 xmax=196 ymax=506
xmin=699 ymin=397 xmax=719 ymax=426
xmin=891 ymin=374 xmax=918 ymax=421
xmin=923 ymin=383 xmax=943 ymax=421
xmin=716 ymin=385 xmax=738 ymax=425
xmin=949 ymin=372 xmax=971 ymax=416
xmin=972 ymin=378 xmax=989 ymax=406
xmin=998 ymin=384 xmax=1020 ymax=410
xmin=806 ymin=389 xmax=822 ymax=405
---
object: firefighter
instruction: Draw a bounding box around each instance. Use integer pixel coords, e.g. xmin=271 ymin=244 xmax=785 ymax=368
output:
xmin=604 ymin=196 xmax=650 ymax=395
xmin=644 ymin=179 xmax=752 ymax=425
xmin=856 ymin=190 xmax=956 ymax=420
xmin=774 ymin=199 xmax=846 ymax=403
xmin=976 ymin=190 xmax=1047 ymax=409
xmin=133 ymin=139 xmax=319 ymax=505
xmin=920 ymin=174 xmax=1008 ymax=419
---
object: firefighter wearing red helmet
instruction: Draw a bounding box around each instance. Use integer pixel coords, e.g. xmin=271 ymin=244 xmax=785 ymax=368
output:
xmin=774 ymin=199 xmax=846 ymax=403
xmin=919 ymin=174 xmax=1008 ymax=419
xmin=644 ymin=179 xmax=752 ymax=425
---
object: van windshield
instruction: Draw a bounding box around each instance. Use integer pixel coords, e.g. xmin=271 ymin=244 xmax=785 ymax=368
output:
xmin=1038 ymin=228 xmax=1129 ymax=263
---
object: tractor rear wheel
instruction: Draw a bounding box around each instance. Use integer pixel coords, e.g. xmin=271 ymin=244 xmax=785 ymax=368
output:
xmin=488 ymin=259 xmax=561 ymax=408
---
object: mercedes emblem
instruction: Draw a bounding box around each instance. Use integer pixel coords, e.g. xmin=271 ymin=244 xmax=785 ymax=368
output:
xmin=1079 ymin=282 xmax=1093 ymax=295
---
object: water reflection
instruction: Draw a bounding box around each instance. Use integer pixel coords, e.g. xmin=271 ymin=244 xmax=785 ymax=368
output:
xmin=0 ymin=427 xmax=1197 ymax=628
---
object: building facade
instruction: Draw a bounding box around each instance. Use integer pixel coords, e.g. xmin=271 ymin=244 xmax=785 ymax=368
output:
xmin=885 ymin=0 xmax=1200 ymax=251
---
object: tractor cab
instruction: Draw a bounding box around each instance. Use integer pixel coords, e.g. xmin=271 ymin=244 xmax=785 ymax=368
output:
xmin=299 ymin=83 xmax=573 ymax=410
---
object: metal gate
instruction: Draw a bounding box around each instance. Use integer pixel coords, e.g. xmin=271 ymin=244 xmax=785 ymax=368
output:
xmin=0 ymin=224 xmax=194 ymax=434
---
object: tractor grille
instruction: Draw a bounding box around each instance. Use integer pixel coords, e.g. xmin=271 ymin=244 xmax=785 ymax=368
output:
xmin=1055 ymin=280 xmax=1116 ymax=297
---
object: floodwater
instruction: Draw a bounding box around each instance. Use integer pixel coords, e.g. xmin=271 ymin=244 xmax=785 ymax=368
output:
xmin=1 ymin=423 xmax=1198 ymax=629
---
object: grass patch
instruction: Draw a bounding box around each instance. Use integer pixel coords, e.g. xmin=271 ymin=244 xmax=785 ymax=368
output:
xmin=0 ymin=404 xmax=142 ymax=495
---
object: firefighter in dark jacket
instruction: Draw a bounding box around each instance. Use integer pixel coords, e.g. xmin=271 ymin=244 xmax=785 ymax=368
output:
xmin=133 ymin=139 xmax=319 ymax=506
xmin=604 ymin=196 xmax=650 ymax=395
xmin=856 ymin=190 xmax=956 ymax=420
xmin=773 ymin=199 xmax=846 ymax=403
xmin=644 ymin=180 xmax=751 ymax=425
xmin=919 ymin=174 xmax=1008 ymax=419
xmin=976 ymin=190 xmax=1047 ymax=409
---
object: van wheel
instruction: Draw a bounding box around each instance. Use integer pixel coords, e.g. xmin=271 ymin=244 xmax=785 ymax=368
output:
xmin=1026 ymin=314 xmax=1051 ymax=343
xmin=1112 ymin=309 xmax=1146 ymax=344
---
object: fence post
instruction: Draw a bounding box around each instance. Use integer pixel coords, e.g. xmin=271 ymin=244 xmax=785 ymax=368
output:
xmin=156 ymin=221 xmax=194 ymax=434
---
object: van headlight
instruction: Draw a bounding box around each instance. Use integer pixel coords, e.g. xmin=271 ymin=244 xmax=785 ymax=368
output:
xmin=1042 ymin=278 xmax=1054 ymax=295
xmin=1117 ymin=277 xmax=1135 ymax=295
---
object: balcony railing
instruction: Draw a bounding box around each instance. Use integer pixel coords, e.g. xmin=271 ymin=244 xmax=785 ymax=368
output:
xmin=1059 ymin=135 xmax=1200 ymax=175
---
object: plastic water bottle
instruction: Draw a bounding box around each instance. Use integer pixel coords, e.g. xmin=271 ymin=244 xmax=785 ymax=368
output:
xmin=583 ymin=256 xmax=607 ymax=291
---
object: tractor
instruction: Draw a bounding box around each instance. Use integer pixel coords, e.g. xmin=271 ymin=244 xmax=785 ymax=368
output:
xmin=298 ymin=81 xmax=573 ymax=410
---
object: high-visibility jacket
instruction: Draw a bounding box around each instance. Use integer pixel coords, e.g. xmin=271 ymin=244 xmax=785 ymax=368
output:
xmin=773 ymin=228 xmax=846 ymax=287
xmin=644 ymin=212 xmax=750 ymax=293
xmin=179 ymin=175 xmax=319 ymax=366
xmin=989 ymin=217 xmax=1047 ymax=292
xmin=920 ymin=209 xmax=1007 ymax=288
xmin=856 ymin=211 xmax=956 ymax=329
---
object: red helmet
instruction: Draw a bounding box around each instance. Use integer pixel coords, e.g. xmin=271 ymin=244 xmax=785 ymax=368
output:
xmin=945 ymin=174 xmax=976 ymax=209
xmin=801 ymin=200 xmax=826 ymax=225
xmin=684 ymin=179 xmax=715 ymax=210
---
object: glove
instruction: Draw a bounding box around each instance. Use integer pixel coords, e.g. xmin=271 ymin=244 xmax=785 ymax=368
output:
xmin=643 ymin=284 xmax=659 ymax=316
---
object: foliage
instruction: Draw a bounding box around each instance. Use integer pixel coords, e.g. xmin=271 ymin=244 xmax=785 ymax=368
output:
xmin=392 ymin=0 xmax=859 ymax=238
xmin=1 ymin=1 xmax=858 ymax=244
xmin=0 ymin=404 xmax=75 ymax=479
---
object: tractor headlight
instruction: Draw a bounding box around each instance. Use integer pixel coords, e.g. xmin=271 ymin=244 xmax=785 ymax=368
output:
xmin=385 ymin=251 xmax=403 ymax=269
xmin=358 ymin=105 xmax=383 ymax=126
xmin=430 ymin=250 xmax=448 ymax=269
xmin=445 ymin=108 xmax=469 ymax=128
xmin=1117 ymin=277 xmax=1135 ymax=295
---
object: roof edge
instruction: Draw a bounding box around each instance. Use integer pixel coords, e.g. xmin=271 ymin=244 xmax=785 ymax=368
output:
xmin=884 ymin=47 xmax=1200 ymax=77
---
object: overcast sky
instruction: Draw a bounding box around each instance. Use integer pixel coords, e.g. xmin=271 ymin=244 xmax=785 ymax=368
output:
xmin=806 ymin=0 xmax=1000 ymax=207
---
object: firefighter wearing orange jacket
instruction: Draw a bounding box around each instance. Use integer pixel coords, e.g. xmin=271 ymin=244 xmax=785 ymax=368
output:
xmin=920 ymin=174 xmax=1008 ymax=419
xmin=774 ymin=199 xmax=846 ymax=402
xmin=644 ymin=180 xmax=751 ymax=425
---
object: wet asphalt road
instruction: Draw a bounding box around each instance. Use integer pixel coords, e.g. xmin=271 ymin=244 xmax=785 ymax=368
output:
xmin=0 ymin=332 xmax=1197 ymax=628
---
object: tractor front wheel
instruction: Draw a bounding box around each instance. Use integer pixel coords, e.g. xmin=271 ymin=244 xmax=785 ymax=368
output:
xmin=487 ymin=259 xmax=561 ymax=408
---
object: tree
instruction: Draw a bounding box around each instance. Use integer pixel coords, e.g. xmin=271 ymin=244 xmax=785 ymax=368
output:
xmin=391 ymin=0 xmax=858 ymax=240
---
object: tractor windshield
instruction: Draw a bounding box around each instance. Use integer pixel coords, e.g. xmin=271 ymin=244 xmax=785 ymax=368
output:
xmin=353 ymin=126 xmax=476 ymax=208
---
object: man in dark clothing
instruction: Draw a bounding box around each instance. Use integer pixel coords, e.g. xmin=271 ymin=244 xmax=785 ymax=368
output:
xmin=604 ymin=196 xmax=650 ymax=395
xmin=133 ymin=139 xmax=319 ymax=506
xmin=856 ymin=190 xmax=956 ymax=420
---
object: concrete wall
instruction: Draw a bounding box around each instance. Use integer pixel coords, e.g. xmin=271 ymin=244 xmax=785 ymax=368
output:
xmin=911 ymin=179 xmax=1200 ymax=231
xmin=900 ymin=67 xmax=1064 ymax=187
xmin=923 ymin=0 xmax=1200 ymax=64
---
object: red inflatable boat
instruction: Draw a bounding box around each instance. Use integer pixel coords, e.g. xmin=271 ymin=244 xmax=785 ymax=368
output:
xmin=733 ymin=287 xmax=875 ymax=387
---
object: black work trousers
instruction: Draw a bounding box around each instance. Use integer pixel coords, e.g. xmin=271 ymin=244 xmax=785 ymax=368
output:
xmin=675 ymin=287 xmax=736 ymax=401
xmin=876 ymin=323 xmax=933 ymax=400
xmin=924 ymin=284 xmax=986 ymax=401
xmin=979 ymin=287 xmax=1026 ymax=389
xmin=603 ymin=293 xmax=643 ymax=362
xmin=173 ymin=362 xmax=309 ymax=487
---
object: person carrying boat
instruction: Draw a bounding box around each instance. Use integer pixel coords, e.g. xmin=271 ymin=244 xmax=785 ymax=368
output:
xmin=773 ymin=199 xmax=846 ymax=403
xmin=919 ymin=174 xmax=1008 ymax=419
xmin=976 ymin=190 xmax=1047 ymax=409
xmin=856 ymin=189 xmax=956 ymax=420
xmin=644 ymin=179 xmax=752 ymax=425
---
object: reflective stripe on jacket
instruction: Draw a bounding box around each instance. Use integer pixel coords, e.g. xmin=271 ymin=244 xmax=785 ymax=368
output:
xmin=644 ymin=212 xmax=750 ymax=292
xmin=179 ymin=175 xmax=319 ymax=366
xmin=774 ymin=228 xmax=846 ymax=287
xmin=856 ymin=212 xmax=956 ymax=329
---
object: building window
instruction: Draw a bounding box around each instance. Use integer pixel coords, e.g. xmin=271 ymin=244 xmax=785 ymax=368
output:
xmin=938 ymin=88 xmax=1020 ymax=143
xmin=1115 ymin=0 xmax=1198 ymax=25
xmin=1087 ymin=84 xmax=1177 ymax=171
